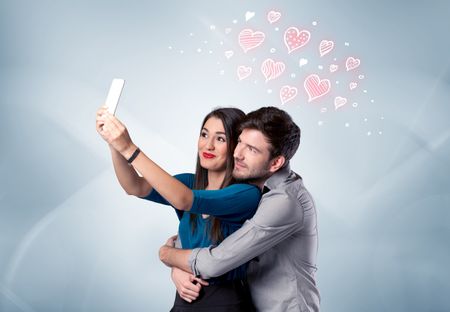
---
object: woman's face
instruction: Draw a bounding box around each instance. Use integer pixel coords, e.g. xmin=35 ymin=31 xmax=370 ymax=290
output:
xmin=198 ymin=116 xmax=228 ymax=172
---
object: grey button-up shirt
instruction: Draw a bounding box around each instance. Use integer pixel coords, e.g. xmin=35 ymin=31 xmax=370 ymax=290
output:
xmin=189 ymin=165 xmax=320 ymax=311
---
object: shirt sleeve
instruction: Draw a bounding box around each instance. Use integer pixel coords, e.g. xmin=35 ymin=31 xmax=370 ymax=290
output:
xmin=190 ymin=184 xmax=261 ymax=223
xmin=139 ymin=173 xmax=194 ymax=220
xmin=189 ymin=188 xmax=305 ymax=279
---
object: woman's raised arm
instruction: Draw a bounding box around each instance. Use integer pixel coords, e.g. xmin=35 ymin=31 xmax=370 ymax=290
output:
xmin=97 ymin=108 xmax=194 ymax=211
xmin=96 ymin=106 xmax=151 ymax=197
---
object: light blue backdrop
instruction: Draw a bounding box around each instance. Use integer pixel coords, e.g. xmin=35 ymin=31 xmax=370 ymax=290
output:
xmin=1 ymin=0 xmax=449 ymax=311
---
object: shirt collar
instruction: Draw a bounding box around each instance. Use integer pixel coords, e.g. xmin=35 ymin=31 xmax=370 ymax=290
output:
xmin=265 ymin=163 xmax=291 ymax=189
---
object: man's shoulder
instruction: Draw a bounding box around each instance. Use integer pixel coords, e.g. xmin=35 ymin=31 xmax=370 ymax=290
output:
xmin=263 ymin=170 xmax=315 ymax=208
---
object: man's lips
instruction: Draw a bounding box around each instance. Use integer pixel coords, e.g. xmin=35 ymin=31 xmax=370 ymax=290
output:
xmin=234 ymin=161 xmax=247 ymax=169
xmin=202 ymin=152 xmax=216 ymax=159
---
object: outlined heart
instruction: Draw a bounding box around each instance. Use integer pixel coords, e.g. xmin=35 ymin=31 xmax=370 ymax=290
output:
xmin=304 ymin=74 xmax=331 ymax=102
xmin=261 ymin=58 xmax=285 ymax=82
xmin=349 ymin=82 xmax=358 ymax=90
xmin=239 ymin=29 xmax=266 ymax=53
xmin=334 ymin=96 xmax=348 ymax=110
xmin=284 ymin=27 xmax=310 ymax=54
xmin=237 ymin=66 xmax=252 ymax=80
xmin=224 ymin=50 xmax=234 ymax=59
xmin=329 ymin=64 xmax=338 ymax=73
xmin=319 ymin=40 xmax=334 ymax=57
xmin=267 ymin=10 xmax=281 ymax=24
xmin=280 ymin=85 xmax=298 ymax=104
xmin=346 ymin=57 xmax=361 ymax=71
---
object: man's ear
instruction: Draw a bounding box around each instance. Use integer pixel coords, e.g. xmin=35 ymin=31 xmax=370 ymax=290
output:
xmin=269 ymin=155 xmax=286 ymax=173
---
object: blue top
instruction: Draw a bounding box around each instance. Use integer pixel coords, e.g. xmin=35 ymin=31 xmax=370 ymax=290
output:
xmin=140 ymin=173 xmax=261 ymax=282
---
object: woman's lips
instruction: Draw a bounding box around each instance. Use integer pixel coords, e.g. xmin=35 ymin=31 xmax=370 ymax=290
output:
xmin=202 ymin=152 xmax=216 ymax=159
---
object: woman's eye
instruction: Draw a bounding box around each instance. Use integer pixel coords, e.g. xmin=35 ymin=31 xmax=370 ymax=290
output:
xmin=217 ymin=137 xmax=226 ymax=142
xmin=200 ymin=132 xmax=208 ymax=138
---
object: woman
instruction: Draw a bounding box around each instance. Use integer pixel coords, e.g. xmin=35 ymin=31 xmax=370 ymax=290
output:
xmin=96 ymin=107 xmax=259 ymax=311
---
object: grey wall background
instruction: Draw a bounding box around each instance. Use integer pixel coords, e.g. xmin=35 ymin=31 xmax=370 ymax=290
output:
xmin=1 ymin=0 xmax=449 ymax=311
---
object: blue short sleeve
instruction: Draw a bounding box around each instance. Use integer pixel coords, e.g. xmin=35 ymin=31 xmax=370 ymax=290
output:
xmin=190 ymin=184 xmax=261 ymax=223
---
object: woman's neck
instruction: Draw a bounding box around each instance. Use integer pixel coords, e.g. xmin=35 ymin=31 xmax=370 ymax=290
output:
xmin=206 ymin=170 xmax=226 ymax=190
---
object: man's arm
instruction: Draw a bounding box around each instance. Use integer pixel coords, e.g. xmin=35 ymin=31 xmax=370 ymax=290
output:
xmin=163 ymin=189 xmax=305 ymax=279
xmin=159 ymin=246 xmax=192 ymax=272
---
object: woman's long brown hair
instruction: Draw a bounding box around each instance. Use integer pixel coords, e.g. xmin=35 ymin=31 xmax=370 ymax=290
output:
xmin=190 ymin=107 xmax=245 ymax=243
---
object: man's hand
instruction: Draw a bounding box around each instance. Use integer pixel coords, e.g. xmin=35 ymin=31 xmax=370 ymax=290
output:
xmin=165 ymin=235 xmax=177 ymax=248
xmin=159 ymin=236 xmax=193 ymax=273
xmin=171 ymin=267 xmax=209 ymax=303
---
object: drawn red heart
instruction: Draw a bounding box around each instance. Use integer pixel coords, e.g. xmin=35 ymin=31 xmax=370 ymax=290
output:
xmin=237 ymin=66 xmax=252 ymax=80
xmin=239 ymin=29 xmax=266 ymax=53
xmin=319 ymin=40 xmax=334 ymax=57
xmin=334 ymin=96 xmax=347 ymax=110
xmin=346 ymin=57 xmax=360 ymax=71
xmin=267 ymin=10 xmax=281 ymax=24
xmin=280 ymin=85 xmax=298 ymax=104
xmin=261 ymin=58 xmax=285 ymax=82
xmin=304 ymin=74 xmax=331 ymax=102
xmin=284 ymin=27 xmax=310 ymax=54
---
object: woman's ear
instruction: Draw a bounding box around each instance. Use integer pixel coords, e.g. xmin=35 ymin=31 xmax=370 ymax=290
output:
xmin=269 ymin=155 xmax=286 ymax=173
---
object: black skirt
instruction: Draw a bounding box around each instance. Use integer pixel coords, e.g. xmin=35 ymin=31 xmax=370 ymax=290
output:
xmin=170 ymin=279 xmax=255 ymax=312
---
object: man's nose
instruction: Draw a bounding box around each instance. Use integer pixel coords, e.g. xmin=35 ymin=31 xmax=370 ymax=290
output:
xmin=234 ymin=144 xmax=243 ymax=159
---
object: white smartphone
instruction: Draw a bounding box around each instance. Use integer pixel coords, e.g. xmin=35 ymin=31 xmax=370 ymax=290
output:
xmin=104 ymin=78 xmax=125 ymax=115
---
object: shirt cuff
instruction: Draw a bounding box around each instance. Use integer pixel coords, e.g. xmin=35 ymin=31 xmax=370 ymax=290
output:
xmin=189 ymin=248 xmax=202 ymax=276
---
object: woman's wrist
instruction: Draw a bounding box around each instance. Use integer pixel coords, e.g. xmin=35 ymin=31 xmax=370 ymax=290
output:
xmin=121 ymin=143 xmax=138 ymax=160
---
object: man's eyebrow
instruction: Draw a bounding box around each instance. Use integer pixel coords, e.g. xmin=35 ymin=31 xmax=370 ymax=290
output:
xmin=246 ymin=142 xmax=262 ymax=153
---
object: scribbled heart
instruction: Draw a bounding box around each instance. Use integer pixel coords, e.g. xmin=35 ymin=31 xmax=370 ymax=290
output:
xmin=299 ymin=58 xmax=308 ymax=67
xmin=319 ymin=40 xmax=334 ymax=57
xmin=329 ymin=64 xmax=338 ymax=72
xmin=304 ymin=74 xmax=331 ymax=102
xmin=225 ymin=50 xmax=234 ymax=59
xmin=261 ymin=58 xmax=285 ymax=82
xmin=349 ymin=82 xmax=358 ymax=90
xmin=334 ymin=96 xmax=347 ymax=110
xmin=280 ymin=85 xmax=298 ymax=104
xmin=237 ymin=66 xmax=252 ymax=80
xmin=284 ymin=27 xmax=310 ymax=54
xmin=346 ymin=57 xmax=360 ymax=71
xmin=267 ymin=10 xmax=281 ymax=24
xmin=239 ymin=29 xmax=266 ymax=53
xmin=245 ymin=11 xmax=255 ymax=21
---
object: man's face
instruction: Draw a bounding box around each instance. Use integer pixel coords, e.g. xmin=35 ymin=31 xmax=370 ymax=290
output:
xmin=232 ymin=129 xmax=273 ymax=182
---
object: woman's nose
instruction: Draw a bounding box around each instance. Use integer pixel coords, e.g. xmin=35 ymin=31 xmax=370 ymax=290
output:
xmin=206 ymin=138 xmax=215 ymax=150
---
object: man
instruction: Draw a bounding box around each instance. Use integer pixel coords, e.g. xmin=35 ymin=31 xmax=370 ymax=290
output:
xmin=159 ymin=107 xmax=320 ymax=311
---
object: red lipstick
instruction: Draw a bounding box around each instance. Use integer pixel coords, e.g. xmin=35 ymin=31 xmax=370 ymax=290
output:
xmin=202 ymin=152 xmax=216 ymax=159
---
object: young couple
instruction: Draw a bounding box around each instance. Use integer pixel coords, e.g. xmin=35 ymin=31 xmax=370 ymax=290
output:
xmin=96 ymin=106 xmax=320 ymax=311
